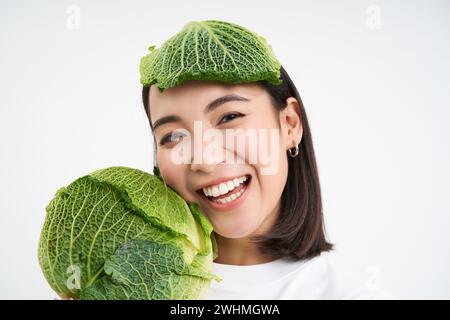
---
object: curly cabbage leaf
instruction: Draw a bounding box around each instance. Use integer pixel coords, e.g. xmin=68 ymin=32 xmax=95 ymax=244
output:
xmin=140 ymin=20 xmax=283 ymax=92
xmin=38 ymin=166 xmax=220 ymax=299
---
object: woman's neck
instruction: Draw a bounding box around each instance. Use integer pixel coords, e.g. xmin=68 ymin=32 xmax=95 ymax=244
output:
xmin=213 ymin=233 xmax=278 ymax=265
xmin=212 ymin=202 xmax=281 ymax=265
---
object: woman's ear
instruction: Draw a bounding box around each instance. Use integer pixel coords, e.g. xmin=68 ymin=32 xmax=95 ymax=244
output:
xmin=280 ymin=97 xmax=303 ymax=149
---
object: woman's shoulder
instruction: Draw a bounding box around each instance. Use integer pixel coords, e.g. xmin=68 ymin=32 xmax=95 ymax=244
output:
xmin=276 ymin=251 xmax=394 ymax=300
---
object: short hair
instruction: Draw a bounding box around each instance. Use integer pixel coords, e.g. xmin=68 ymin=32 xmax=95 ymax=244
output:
xmin=142 ymin=65 xmax=334 ymax=261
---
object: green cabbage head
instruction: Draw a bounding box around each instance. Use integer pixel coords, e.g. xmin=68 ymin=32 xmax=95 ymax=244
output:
xmin=38 ymin=166 xmax=220 ymax=299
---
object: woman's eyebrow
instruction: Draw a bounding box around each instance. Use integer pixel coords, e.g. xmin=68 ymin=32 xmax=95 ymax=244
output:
xmin=152 ymin=94 xmax=250 ymax=131
xmin=203 ymin=94 xmax=250 ymax=114
xmin=152 ymin=115 xmax=181 ymax=132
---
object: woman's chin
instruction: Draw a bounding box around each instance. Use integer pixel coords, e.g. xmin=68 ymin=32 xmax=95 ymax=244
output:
xmin=212 ymin=221 xmax=261 ymax=239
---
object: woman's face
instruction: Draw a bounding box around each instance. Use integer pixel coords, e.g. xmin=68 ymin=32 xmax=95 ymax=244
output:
xmin=149 ymin=80 xmax=302 ymax=239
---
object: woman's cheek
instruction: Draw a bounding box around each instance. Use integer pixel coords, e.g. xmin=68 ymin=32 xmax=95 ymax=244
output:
xmin=233 ymin=121 xmax=280 ymax=176
xmin=156 ymin=150 xmax=177 ymax=185
xmin=224 ymin=122 xmax=262 ymax=166
xmin=157 ymin=149 xmax=198 ymax=203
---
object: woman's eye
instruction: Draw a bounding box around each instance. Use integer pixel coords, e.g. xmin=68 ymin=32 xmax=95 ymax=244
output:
xmin=159 ymin=131 xmax=185 ymax=146
xmin=218 ymin=112 xmax=244 ymax=125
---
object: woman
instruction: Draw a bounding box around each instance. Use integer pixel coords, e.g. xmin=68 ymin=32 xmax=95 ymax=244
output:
xmin=140 ymin=20 xmax=392 ymax=299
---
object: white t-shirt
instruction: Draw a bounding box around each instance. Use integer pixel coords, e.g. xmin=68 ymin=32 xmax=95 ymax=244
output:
xmin=204 ymin=252 xmax=393 ymax=300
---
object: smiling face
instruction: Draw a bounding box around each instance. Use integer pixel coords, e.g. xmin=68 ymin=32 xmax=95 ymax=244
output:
xmin=148 ymin=80 xmax=302 ymax=239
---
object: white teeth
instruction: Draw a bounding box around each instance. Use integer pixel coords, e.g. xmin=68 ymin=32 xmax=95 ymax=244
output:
xmin=219 ymin=183 xmax=228 ymax=195
xmin=213 ymin=187 xmax=246 ymax=204
xmin=202 ymin=175 xmax=248 ymax=197
xmin=211 ymin=186 xmax=220 ymax=197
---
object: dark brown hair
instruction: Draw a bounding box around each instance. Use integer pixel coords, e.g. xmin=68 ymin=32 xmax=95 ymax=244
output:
xmin=142 ymin=65 xmax=333 ymax=261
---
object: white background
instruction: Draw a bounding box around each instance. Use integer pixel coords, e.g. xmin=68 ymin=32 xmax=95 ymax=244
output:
xmin=1 ymin=0 xmax=449 ymax=299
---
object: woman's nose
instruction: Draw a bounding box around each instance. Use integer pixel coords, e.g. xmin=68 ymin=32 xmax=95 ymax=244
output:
xmin=189 ymin=133 xmax=225 ymax=173
xmin=190 ymin=161 xmax=217 ymax=173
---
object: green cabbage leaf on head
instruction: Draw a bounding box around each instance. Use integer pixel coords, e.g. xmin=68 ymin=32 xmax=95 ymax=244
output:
xmin=140 ymin=20 xmax=283 ymax=92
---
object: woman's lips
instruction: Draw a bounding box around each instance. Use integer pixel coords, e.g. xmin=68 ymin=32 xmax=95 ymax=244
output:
xmin=198 ymin=175 xmax=251 ymax=211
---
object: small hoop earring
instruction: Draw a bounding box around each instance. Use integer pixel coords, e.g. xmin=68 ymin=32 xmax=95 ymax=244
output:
xmin=288 ymin=144 xmax=299 ymax=158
